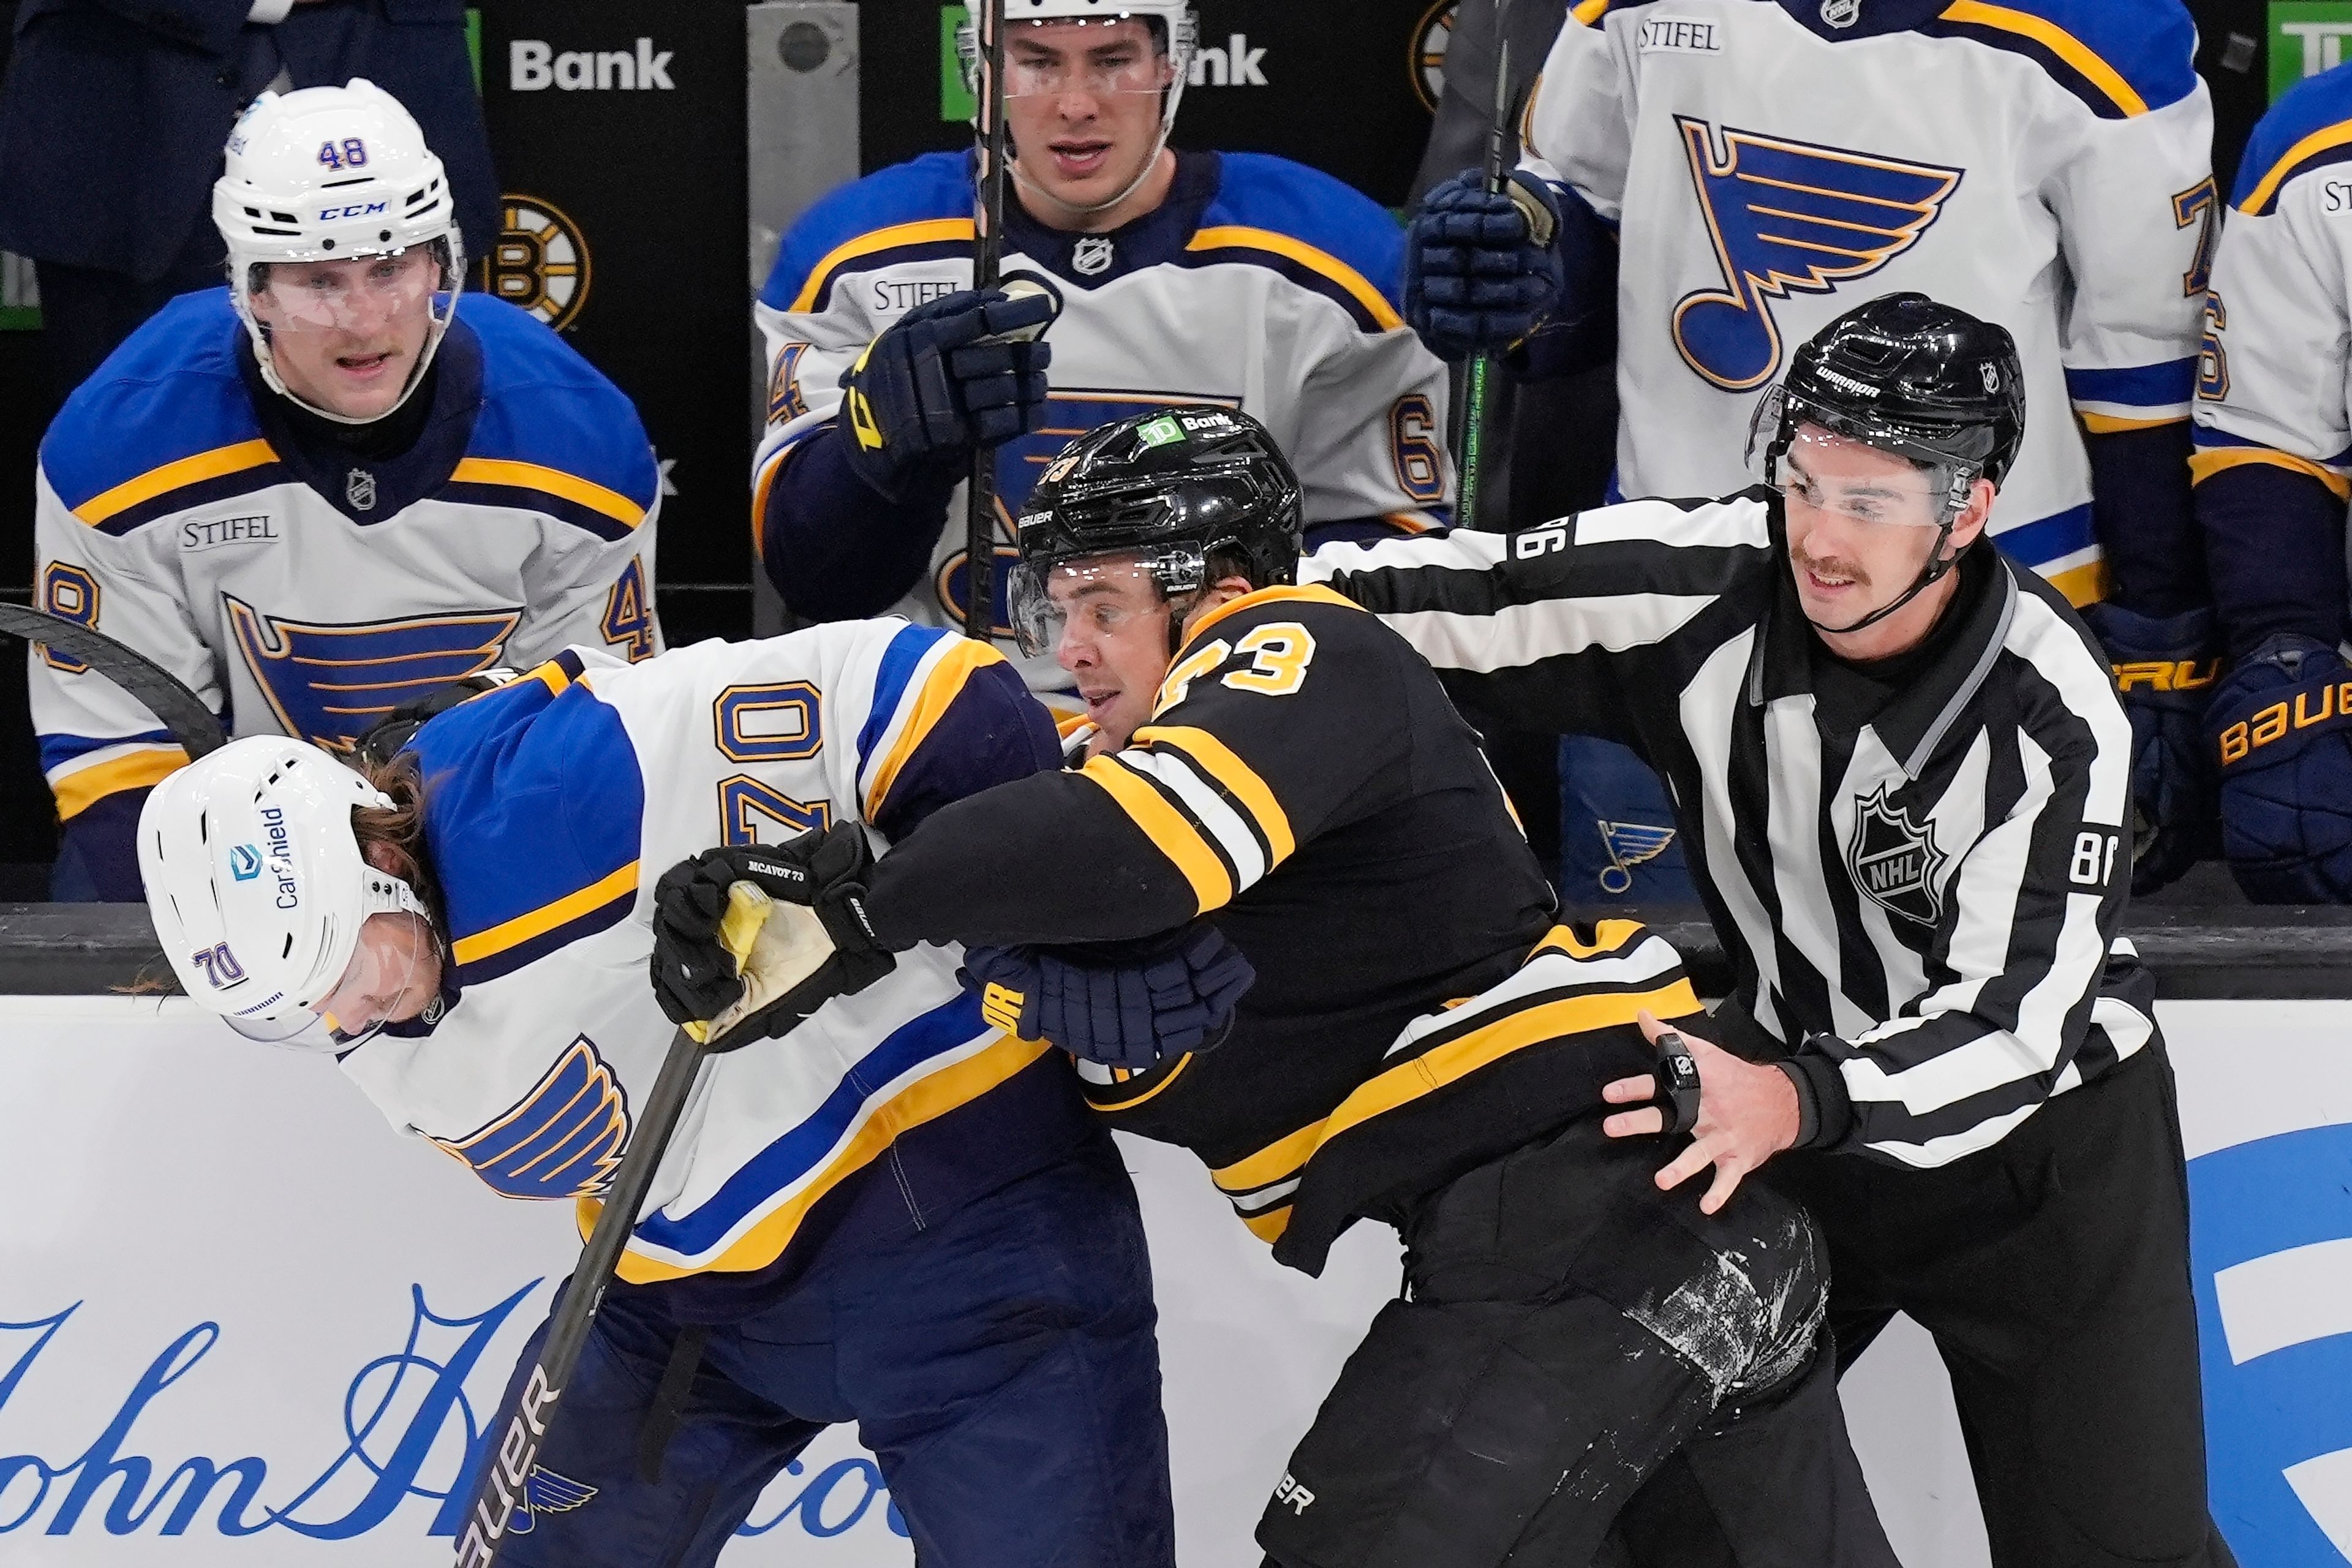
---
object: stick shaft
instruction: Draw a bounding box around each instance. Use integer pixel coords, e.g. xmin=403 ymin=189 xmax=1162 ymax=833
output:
xmin=1455 ymin=13 xmax=1518 ymax=533
xmin=454 ymin=1026 xmax=710 ymax=1568
xmin=0 ymin=603 xmax=227 ymax=758
xmin=965 ymin=0 xmax=1011 ymax=639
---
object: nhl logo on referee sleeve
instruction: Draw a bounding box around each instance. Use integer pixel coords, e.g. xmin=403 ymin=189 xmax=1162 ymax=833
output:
xmin=1847 ymin=783 xmax=1947 ymax=925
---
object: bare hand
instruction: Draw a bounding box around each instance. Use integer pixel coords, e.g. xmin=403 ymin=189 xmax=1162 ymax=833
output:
xmin=1600 ymin=1009 xmax=1800 ymax=1215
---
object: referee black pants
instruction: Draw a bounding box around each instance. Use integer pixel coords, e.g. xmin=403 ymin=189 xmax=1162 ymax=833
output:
xmin=1624 ymin=1038 xmax=2235 ymax=1568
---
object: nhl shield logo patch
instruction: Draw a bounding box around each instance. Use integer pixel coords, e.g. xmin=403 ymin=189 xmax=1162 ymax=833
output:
xmin=1847 ymin=782 xmax=1947 ymax=925
xmin=1072 ymin=235 xmax=1115 ymax=276
xmin=345 ymin=468 xmax=379 ymax=512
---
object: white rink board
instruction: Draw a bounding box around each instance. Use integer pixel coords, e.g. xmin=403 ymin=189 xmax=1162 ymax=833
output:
xmin=0 ymin=997 xmax=2346 ymax=1567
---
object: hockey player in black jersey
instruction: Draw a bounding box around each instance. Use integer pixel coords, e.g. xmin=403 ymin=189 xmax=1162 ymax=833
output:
xmin=650 ymin=409 xmax=1898 ymax=1567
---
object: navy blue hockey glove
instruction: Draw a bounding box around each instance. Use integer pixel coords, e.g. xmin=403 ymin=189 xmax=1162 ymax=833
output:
xmin=1403 ymin=168 xmax=1564 ymax=362
xmin=649 ymin=831 xmax=897 ymax=1047
xmin=837 ymin=286 xmax=1056 ymax=501
xmin=960 ymin=924 xmax=1254 ymax=1071
xmin=2206 ymin=633 xmax=2352 ymax=902
xmin=2081 ymin=602 xmax=2222 ymax=896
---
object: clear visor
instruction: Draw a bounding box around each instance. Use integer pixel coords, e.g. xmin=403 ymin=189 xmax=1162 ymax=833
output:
xmin=996 ymin=20 xmax=1172 ymax=98
xmin=1748 ymin=392 xmax=1960 ymax=529
xmin=247 ymin=243 xmax=449 ymax=334
xmin=1008 ymin=541 xmax=1205 ymax=658
xmin=219 ymin=876 xmax=432 ymax=1054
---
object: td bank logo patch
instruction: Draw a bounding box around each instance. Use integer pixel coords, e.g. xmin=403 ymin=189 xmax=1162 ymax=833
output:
xmin=483 ymin=195 xmax=590 ymax=330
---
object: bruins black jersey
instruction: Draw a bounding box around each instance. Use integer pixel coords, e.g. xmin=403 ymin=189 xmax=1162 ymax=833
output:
xmin=865 ymin=586 xmax=1701 ymax=1273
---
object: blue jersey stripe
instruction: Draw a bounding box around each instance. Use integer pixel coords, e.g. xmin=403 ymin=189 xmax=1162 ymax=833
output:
xmin=1993 ymin=502 xmax=2095 ymax=567
xmin=2064 ymin=360 xmax=2196 ymax=408
xmin=39 ymin=728 xmax=179 ymax=773
xmin=630 ymin=990 xmax=995 ymax=1256
xmin=856 ymin=622 xmax=951 ymax=776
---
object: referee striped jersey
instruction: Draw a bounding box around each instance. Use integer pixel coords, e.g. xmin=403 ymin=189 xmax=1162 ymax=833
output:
xmin=1308 ymin=489 xmax=2160 ymax=1169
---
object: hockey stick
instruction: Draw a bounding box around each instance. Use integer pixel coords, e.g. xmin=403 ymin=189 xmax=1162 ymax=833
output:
xmin=454 ymin=1021 xmax=711 ymax=1568
xmin=0 ymin=603 xmax=227 ymax=759
xmin=1453 ymin=0 xmax=1518 ymax=532
xmin=963 ymin=0 xmax=1012 ymax=641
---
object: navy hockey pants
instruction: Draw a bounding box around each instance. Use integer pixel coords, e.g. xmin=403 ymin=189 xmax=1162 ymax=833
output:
xmin=461 ymin=1129 xmax=1175 ymax=1567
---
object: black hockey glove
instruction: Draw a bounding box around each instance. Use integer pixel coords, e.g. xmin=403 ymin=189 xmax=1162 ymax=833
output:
xmin=649 ymin=828 xmax=897 ymax=1047
xmin=2081 ymin=601 xmax=2222 ymax=895
xmin=960 ymin=923 xmax=1254 ymax=1071
xmin=355 ymin=669 xmax=519 ymax=769
xmin=1403 ymin=168 xmax=1564 ymax=361
xmin=836 ymin=286 xmax=1056 ymax=502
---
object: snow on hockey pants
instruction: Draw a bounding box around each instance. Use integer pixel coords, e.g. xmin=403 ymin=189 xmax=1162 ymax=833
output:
xmin=458 ymin=1128 xmax=1175 ymax=1568
xmin=1254 ymin=1121 xmax=1899 ymax=1568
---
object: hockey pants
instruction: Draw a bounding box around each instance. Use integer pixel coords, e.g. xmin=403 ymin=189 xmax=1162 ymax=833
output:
xmin=457 ymin=1128 xmax=1175 ymax=1568
xmin=1256 ymin=1120 xmax=1898 ymax=1568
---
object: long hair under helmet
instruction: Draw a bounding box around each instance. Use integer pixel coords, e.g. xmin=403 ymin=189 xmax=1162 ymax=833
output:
xmin=1751 ymin=292 xmax=2027 ymax=636
xmin=212 ymin=79 xmax=463 ymax=424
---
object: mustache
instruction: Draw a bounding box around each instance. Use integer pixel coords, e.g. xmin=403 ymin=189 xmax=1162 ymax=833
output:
xmin=1792 ymin=544 xmax=1871 ymax=589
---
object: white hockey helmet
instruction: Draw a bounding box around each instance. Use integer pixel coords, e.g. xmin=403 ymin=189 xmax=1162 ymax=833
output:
xmin=960 ymin=1 xmax=1199 ymax=215
xmin=211 ymin=80 xmax=464 ymax=423
xmin=138 ymin=736 xmax=430 ymax=1053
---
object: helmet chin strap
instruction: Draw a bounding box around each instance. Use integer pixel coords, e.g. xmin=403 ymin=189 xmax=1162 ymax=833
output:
xmin=248 ymin=309 xmax=453 ymax=427
xmin=1802 ymin=519 xmax=1958 ymax=638
xmin=1006 ymin=122 xmax=1175 ymax=221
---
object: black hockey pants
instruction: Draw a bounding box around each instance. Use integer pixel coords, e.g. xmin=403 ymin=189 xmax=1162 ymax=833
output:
xmin=1254 ymin=1120 xmax=1898 ymax=1568
xmin=1619 ymin=1026 xmax=2236 ymax=1568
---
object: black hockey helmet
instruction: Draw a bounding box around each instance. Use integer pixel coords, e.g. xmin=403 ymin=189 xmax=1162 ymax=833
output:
xmin=1755 ymin=292 xmax=2027 ymax=501
xmin=1752 ymin=293 xmax=2026 ymax=635
xmin=1008 ymin=405 xmax=1303 ymax=656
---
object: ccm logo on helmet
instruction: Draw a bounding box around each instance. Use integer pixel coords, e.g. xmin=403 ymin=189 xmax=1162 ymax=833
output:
xmin=318 ymin=201 xmax=390 ymax=221
xmin=258 ymin=805 xmax=301 ymax=910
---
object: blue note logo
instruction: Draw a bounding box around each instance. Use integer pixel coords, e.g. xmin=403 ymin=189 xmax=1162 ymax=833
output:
xmin=1672 ymin=117 xmax=1962 ymax=391
xmin=2190 ymin=1120 xmax=2352 ymax=1563
xmin=228 ymin=845 xmax=263 ymax=882
xmin=225 ymin=596 xmax=522 ymax=753
xmin=507 ymin=1466 xmax=597 ymax=1534
xmin=1596 ymin=820 xmax=1677 ymax=896
xmin=430 ymin=1036 xmax=631 ymax=1202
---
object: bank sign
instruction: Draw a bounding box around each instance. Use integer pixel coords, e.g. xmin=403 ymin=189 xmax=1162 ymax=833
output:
xmin=2272 ymin=3 xmax=2352 ymax=100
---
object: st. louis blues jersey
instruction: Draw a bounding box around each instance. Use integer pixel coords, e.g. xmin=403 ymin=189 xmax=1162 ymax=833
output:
xmin=1523 ymin=0 xmax=2213 ymax=605
xmin=29 ymin=288 xmax=663 ymax=897
xmin=754 ymin=149 xmax=1451 ymax=693
xmin=339 ymin=624 xmax=1090 ymax=1287
xmin=2191 ymin=62 xmax=2352 ymax=656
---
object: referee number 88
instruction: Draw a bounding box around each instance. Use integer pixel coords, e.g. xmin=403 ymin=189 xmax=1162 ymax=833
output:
xmin=2069 ymin=830 xmax=2120 ymax=888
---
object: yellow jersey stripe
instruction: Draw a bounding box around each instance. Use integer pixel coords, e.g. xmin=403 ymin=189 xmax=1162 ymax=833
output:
xmin=787 ymin=217 xmax=979 ymax=313
xmin=2043 ymin=559 xmax=2107 ymax=609
xmin=1240 ymin=1207 xmax=1292 ymax=1243
xmin=451 ymin=861 xmax=641 ymax=967
xmin=1078 ymin=753 xmax=1234 ymax=912
xmin=1317 ymin=978 xmax=1703 ymax=1151
xmin=1183 ymin=582 xmax=1362 ymax=647
xmin=751 ymin=444 xmax=793 ymax=557
xmin=449 ymin=458 xmax=647 ymax=530
xmin=863 ymin=638 xmax=1007 ymax=820
xmin=2237 ymin=120 xmax=2352 ymax=216
xmin=1570 ymin=0 xmax=1612 ymax=25
xmin=1531 ymin=919 xmax=1649 ymax=961
xmin=51 ymin=745 xmax=189 ymax=819
xmin=1134 ymin=724 xmax=1297 ymax=867
xmin=1213 ymin=1118 xmax=1327 ymax=1192
xmin=74 ymin=439 xmax=280 ymax=527
xmin=1086 ymin=1050 xmax=1196 ymax=1112
xmin=1185 ymin=227 xmax=1405 ymax=331
xmin=526 ymin=657 xmax=577 ymax=698
xmin=2077 ymin=410 xmax=2187 ymax=434
xmin=2190 ymin=445 xmax=2352 ymax=500
xmin=601 ymin=1034 xmax=1048 ymax=1282
xmin=1938 ymin=2 xmax=2146 ymax=116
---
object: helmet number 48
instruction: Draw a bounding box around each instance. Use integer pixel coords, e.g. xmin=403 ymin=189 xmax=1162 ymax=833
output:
xmin=317 ymin=137 xmax=370 ymax=171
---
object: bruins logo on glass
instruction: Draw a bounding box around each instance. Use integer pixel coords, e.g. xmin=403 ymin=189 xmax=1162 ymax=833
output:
xmin=483 ymin=194 xmax=592 ymax=330
xmin=1411 ymin=0 xmax=1456 ymax=112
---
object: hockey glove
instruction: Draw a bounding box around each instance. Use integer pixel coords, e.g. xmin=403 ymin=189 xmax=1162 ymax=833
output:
xmin=1403 ymin=168 xmax=1563 ymax=362
xmin=960 ymin=923 xmax=1254 ymax=1071
xmin=649 ymin=829 xmax=896 ymax=1046
xmin=836 ymin=286 xmax=1056 ymax=502
xmin=2206 ymin=633 xmax=2352 ymax=902
xmin=355 ymin=669 xmax=519 ymax=769
xmin=2080 ymin=602 xmax=2222 ymax=895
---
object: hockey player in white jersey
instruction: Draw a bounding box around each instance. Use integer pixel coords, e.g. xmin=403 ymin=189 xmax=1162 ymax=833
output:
xmin=2190 ymin=62 xmax=2352 ymax=901
xmin=1404 ymin=0 xmax=2220 ymax=896
xmin=753 ymin=0 xmax=1451 ymax=693
xmin=31 ymin=81 xmax=662 ymax=902
xmin=133 ymin=622 xmax=1177 ymax=1566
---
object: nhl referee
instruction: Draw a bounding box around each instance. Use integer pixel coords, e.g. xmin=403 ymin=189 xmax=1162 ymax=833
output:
xmin=1310 ymin=295 xmax=2233 ymax=1568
